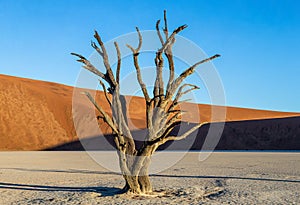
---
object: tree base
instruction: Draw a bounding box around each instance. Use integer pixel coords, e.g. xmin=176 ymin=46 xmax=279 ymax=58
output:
xmin=120 ymin=189 xmax=166 ymax=198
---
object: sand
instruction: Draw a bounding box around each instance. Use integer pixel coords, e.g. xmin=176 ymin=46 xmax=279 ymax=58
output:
xmin=1 ymin=74 xmax=300 ymax=151
xmin=0 ymin=151 xmax=299 ymax=204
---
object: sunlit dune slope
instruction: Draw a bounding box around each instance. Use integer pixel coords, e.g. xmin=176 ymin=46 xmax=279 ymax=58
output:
xmin=0 ymin=74 xmax=299 ymax=150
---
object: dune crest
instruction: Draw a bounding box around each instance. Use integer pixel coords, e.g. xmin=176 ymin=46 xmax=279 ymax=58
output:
xmin=0 ymin=74 xmax=299 ymax=150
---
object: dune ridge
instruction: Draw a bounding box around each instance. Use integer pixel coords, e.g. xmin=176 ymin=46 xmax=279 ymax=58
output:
xmin=0 ymin=74 xmax=299 ymax=150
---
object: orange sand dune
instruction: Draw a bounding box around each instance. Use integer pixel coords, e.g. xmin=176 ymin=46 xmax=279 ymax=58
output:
xmin=0 ymin=74 xmax=299 ymax=150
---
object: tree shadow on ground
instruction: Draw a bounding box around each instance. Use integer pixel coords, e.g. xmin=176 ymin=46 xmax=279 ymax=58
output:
xmin=2 ymin=167 xmax=119 ymax=175
xmin=0 ymin=181 xmax=121 ymax=196
xmin=2 ymin=167 xmax=300 ymax=184
xmin=152 ymin=174 xmax=300 ymax=183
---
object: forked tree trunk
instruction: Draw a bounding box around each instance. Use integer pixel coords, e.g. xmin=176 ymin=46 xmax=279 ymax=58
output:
xmin=122 ymin=173 xmax=152 ymax=194
xmin=118 ymin=149 xmax=153 ymax=194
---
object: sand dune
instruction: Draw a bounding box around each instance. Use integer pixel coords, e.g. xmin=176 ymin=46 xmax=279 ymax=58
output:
xmin=0 ymin=74 xmax=299 ymax=150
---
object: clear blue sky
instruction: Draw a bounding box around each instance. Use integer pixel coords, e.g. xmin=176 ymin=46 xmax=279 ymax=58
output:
xmin=0 ymin=0 xmax=299 ymax=112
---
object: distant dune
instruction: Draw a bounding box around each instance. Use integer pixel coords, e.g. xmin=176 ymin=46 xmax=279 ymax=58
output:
xmin=0 ymin=74 xmax=299 ymax=150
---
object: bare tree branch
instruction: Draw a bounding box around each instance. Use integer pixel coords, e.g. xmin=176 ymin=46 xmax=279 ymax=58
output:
xmin=150 ymin=16 xmax=190 ymax=139
xmin=163 ymin=10 xmax=168 ymax=39
xmin=166 ymin=54 xmax=220 ymax=100
xmin=153 ymin=50 xmax=164 ymax=106
xmin=126 ymin=27 xmax=150 ymax=102
xmin=114 ymin=42 xmax=121 ymax=83
xmin=160 ymin=120 xmax=181 ymax=139
xmin=175 ymin=84 xmax=200 ymax=100
xmin=168 ymin=84 xmax=199 ymax=112
xmin=153 ymin=23 xmax=187 ymax=107
xmin=153 ymin=122 xmax=208 ymax=147
xmin=136 ymin=27 xmax=142 ymax=52
xmin=91 ymin=41 xmax=104 ymax=57
xmin=166 ymin=122 xmax=207 ymax=142
xmin=126 ymin=27 xmax=142 ymax=54
xmin=99 ymin=79 xmax=112 ymax=107
xmin=151 ymin=107 xmax=186 ymax=142
xmin=165 ymin=47 xmax=175 ymax=91
xmin=92 ymin=32 xmax=136 ymax=153
xmin=156 ymin=20 xmax=164 ymax=45
xmin=145 ymin=102 xmax=154 ymax=140
xmin=156 ymin=109 xmax=184 ymax=137
xmin=94 ymin=31 xmax=117 ymax=87
xmin=159 ymin=24 xmax=187 ymax=53
xmin=179 ymin=54 xmax=220 ymax=80
xmin=161 ymin=10 xmax=176 ymax=93
xmin=111 ymin=89 xmax=136 ymax=153
xmin=114 ymin=136 xmax=121 ymax=151
xmin=71 ymin=52 xmax=107 ymax=80
xmin=83 ymin=91 xmax=119 ymax=134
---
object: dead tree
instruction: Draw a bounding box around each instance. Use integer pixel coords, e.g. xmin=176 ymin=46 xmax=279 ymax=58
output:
xmin=71 ymin=11 xmax=220 ymax=195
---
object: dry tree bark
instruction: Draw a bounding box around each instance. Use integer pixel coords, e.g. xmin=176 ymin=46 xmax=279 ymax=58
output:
xmin=71 ymin=10 xmax=220 ymax=195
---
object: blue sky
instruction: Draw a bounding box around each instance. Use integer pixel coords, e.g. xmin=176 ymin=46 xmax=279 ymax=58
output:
xmin=0 ymin=0 xmax=299 ymax=112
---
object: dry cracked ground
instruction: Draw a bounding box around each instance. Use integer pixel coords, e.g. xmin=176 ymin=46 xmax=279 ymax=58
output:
xmin=0 ymin=152 xmax=299 ymax=204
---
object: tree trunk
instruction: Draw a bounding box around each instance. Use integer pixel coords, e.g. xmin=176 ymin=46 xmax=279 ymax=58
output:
xmin=137 ymin=156 xmax=152 ymax=193
xmin=120 ymin=154 xmax=152 ymax=194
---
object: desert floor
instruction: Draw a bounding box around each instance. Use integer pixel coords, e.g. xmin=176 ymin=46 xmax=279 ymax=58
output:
xmin=0 ymin=151 xmax=299 ymax=204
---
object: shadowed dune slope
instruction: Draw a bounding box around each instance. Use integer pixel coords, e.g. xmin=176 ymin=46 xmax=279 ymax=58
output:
xmin=0 ymin=74 xmax=299 ymax=150
xmin=46 ymin=116 xmax=300 ymax=151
